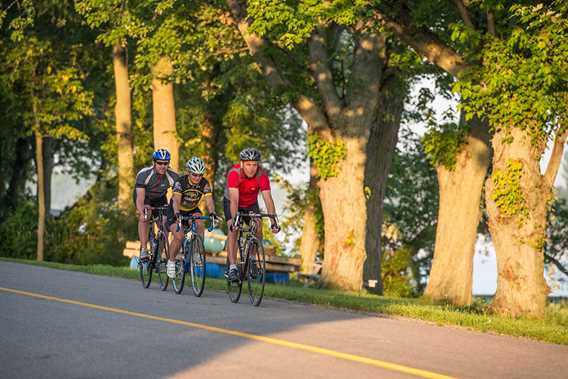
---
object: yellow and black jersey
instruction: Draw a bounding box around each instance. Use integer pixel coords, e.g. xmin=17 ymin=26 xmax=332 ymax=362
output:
xmin=172 ymin=175 xmax=212 ymax=211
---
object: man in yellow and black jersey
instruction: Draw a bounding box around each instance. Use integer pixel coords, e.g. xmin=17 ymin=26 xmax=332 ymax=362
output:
xmin=166 ymin=157 xmax=218 ymax=278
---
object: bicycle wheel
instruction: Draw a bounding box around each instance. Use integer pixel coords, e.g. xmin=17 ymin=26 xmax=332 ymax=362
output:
xmin=139 ymin=257 xmax=153 ymax=288
xmin=189 ymin=235 xmax=206 ymax=297
xmin=246 ymin=239 xmax=266 ymax=306
xmin=226 ymin=248 xmax=243 ymax=303
xmin=171 ymin=241 xmax=186 ymax=294
xmin=139 ymin=230 xmax=156 ymax=288
xmin=156 ymin=233 xmax=169 ymax=291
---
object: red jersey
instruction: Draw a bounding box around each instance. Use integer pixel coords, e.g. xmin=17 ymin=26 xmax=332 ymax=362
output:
xmin=225 ymin=164 xmax=270 ymax=207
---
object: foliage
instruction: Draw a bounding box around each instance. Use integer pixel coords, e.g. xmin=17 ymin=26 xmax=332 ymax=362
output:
xmin=422 ymin=122 xmax=467 ymax=170
xmin=307 ymin=133 xmax=347 ymax=179
xmin=490 ymin=159 xmax=528 ymax=218
xmin=0 ymin=199 xmax=38 ymax=259
xmin=381 ymin=246 xmax=416 ymax=297
xmin=545 ymin=197 xmax=568 ymax=280
xmin=383 ymin=127 xmax=439 ymax=288
xmin=454 ymin=1 xmax=568 ymax=146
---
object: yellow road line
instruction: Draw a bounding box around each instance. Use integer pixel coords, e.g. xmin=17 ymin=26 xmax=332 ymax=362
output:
xmin=0 ymin=286 xmax=456 ymax=379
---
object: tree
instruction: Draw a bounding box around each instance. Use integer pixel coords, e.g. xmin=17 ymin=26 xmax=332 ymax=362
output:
xmin=226 ymin=0 xmax=414 ymax=290
xmin=75 ymin=0 xmax=140 ymax=211
xmin=2 ymin=2 xmax=94 ymax=260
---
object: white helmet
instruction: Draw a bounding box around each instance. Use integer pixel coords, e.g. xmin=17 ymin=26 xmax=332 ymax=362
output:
xmin=186 ymin=157 xmax=206 ymax=175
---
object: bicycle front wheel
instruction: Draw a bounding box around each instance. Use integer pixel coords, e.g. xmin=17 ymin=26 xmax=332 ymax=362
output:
xmin=171 ymin=241 xmax=186 ymax=294
xmin=156 ymin=233 xmax=169 ymax=291
xmin=226 ymin=255 xmax=243 ymax=304
xmin=139 ymin=232 xmax=155 ymax=288
xmin=246 ymin=240 xmax=266 ymax=306
xmin=189 ymin=235 xmax=206 ymax=297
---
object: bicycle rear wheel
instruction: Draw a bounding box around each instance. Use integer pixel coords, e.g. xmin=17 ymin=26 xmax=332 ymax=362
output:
xmin=156 ymin=233 xmax=169 ymax=291
xmin=171 ymin=241 xmax=186 ymax=294
xmin=226 ymin=250 xmax=243 ymax=303
xmin=189 ymin=235 xmax=206 ymax=297
xmin=246 ymin=240 xmax=266 ymax=306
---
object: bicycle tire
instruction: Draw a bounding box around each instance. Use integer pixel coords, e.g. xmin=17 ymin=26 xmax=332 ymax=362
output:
xmin=171 ymin=239 xmax=186 ymax=294
xmin=246 ymin=239 xmax=266 ymax=306
xmin=226 ymin=249 xmax=243 ymax=303
xmin=190 ymin=235 xmax=206 ymax=297
xmin=139 ymin=228 xmax=156 ymax=288
xmin=156 ymin=232 xmax=169 ymax=291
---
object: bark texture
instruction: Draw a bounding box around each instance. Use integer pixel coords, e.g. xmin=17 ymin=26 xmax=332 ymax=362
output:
xmin=299 ymin=170 xmax=321 ymax=274
xmin=113 ymin=44 xmax=134 ymax=212
xmin=363 ymin=75 xmax=406 ymax=293
xmin=425 ymin=116 xmax=491 ymax=305
xmin=486 ymin=128 xmax=549 ymax=318
xmin=152 ymin=56 xmax=179 ymax=171
xmin=34 ymin=130 xmax=45 ymax=262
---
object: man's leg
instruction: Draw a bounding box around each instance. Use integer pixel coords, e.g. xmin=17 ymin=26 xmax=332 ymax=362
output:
xmin=167 ymin=222 xmax=184 ymax=278
xmin=138 ymin=209 xmax=150 ymax=259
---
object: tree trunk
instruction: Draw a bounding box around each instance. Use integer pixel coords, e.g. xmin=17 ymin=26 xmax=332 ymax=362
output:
xmin=299 ymin=169 xmax=321 ymax=273
xmin=486 ymin=128 xmax=549 ymax=318
xmin=201 ymin=111 xmax=220 ymax=185
xmin=6 ymin=137 xmax=31 ymax=209
xmin=425 ymin=116 xmax=491 ymax=305
xmin=113 ymin=44 xmax=134 ymax=212
xmin=34 ymin=130 xmax=45 ymax=262
xmin=363 ymin=76 xmax=406 ymax=294
xmin=42 ymin=137 xmax=55 ymax=215
xmin=152 ymin=56 xmax=179 ymax=171
xmin=319 ymin=134 xmax=369 ymax=290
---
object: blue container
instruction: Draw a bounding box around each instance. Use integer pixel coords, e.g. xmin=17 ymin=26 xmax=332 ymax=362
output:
xmin=206 ymin=262 xmax=226 ymax=279
xmin=265 ymin=271 xmax=289 ymax=284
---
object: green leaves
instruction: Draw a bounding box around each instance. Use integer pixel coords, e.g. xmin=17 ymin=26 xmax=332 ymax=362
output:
xmin=491 ymin=159 xmax=529 ymax=218
xmin=307 ymin=133 xmax=347 ymax=179
xmin=422 ymin=123 xmax=467 ymax=170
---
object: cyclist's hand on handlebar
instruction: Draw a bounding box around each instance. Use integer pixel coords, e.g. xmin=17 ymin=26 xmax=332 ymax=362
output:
xmin=271 ymin=222 xmax=281 ymax=234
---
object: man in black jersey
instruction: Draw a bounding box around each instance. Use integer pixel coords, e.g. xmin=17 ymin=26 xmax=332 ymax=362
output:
xmin=134 ymin=149 xmax=179 ymax=260
xmin=166 ymin=157 xmax=217 ymax=278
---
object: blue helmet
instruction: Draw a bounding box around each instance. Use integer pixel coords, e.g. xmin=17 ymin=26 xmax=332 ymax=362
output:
xmin=152 ymin=148 xmax=171 ymax=161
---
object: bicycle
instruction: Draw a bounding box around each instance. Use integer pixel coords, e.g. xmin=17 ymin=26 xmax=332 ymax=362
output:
xmin=226 ymin=211 xmax=276 ymax=306
xmin=138 ymin=206 xmax=170 ymax=291
xmin=171 ymin=214 xmax=216 ymax=296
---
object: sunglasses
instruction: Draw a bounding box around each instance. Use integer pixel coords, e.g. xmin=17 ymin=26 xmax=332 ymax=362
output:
xmin=190 ymin=173 xmax=203 ymax=177
xmin=155 ymin=161 xmax=169 ymax=166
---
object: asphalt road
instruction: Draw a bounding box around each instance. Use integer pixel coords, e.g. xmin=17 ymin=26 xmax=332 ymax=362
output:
xmin=1 ymin=261 xmax=567 ymax=379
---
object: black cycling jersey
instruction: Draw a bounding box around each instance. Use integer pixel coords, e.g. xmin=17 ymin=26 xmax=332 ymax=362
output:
xmin=172 ymin=175 xmax=212 ymax=212
xmin=133 ymin=166 xmax=179 ymax=206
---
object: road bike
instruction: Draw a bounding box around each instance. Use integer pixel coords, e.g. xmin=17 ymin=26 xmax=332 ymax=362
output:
xmin=138 ymin=206 xmax=170 ymax=290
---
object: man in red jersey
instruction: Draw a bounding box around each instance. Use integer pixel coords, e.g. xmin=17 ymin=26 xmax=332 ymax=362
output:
xmin=223 ymin=147 xmax=280 ymax=282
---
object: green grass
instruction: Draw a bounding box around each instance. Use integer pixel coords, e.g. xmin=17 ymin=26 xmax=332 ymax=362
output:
xmin=2 ymin=257 xmax=567 ymax=345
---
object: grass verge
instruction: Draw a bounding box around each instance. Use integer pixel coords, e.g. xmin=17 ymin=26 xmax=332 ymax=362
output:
xmin=2 ymin=257 xmax=567 ymax=345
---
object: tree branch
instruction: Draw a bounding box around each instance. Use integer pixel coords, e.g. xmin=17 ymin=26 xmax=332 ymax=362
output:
xmin=308 ymin=28 xmax=343 ymax=124
xmin=545 ymin=252 xmax=568 ymax=278
xmin=347 ymin=31 xmax=384 ymax=126
xmin=544 ymin=127 xmax=568 ymax=187
xmin=225 ymin=0 xmax=332 ymax=140
xmin=486 ymin=10 xmax=496 ymax=36
xmin=453 ymin=0 xmax=475 ymax=30
xmin=372 ymin=9 xmax=468 ymax=78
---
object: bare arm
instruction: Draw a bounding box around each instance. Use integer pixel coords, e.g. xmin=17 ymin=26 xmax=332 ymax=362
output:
xmin=205 ymin=195 xmax=216 ymax=215
xmin=228 ymin=188 xmax=239 ymax=222
xmin=136 ymin=188 xmax=146 ymax=215
xmin=261 ymin=190 xmax=277 ymax=215
xmin=172 ymin=193 xmax=182 ymax=215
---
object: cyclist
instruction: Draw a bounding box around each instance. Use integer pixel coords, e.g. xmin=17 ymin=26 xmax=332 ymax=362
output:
xmin=224 ymin=147 xmax=280 ymax=282
xmin=134 ymin=149 xmax=179 ymax=261
xmin=166 ymin=157 xmax=218 ymax=279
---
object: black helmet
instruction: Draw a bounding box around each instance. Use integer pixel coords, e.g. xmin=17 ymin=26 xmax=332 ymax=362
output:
xmin=239 ymin=147 xmax=261 ymax=161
